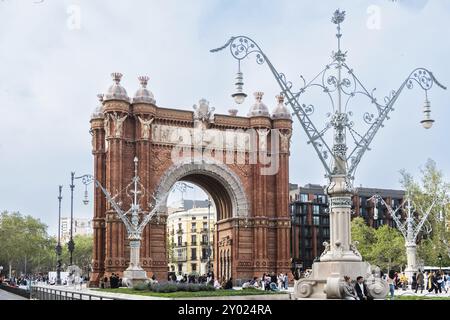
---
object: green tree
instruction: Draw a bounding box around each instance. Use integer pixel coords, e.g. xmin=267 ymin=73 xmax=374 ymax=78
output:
xmin=370 ymin=225 xmax=406 ymax=273
xmin=61 ymin=234 xmax=93 ymax=276
xmin=351 ymin=217 xmax=375 ymax=260
xmin=0 ymin=211 xmax=52 ymax=277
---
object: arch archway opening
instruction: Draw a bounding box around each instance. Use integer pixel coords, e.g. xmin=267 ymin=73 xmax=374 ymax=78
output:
xmin=166 ymin=176 xmax=233 ymax=284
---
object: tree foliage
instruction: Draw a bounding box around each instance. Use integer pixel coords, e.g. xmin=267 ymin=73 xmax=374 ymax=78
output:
xmin=0 ymin=211 xmax=93 ymax=277
xmin=352 ymin=217 xmax=406 ymax=273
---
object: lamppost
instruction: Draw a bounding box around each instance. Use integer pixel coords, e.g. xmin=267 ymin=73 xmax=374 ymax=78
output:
xmin=438 ymin=253 xmax=443 ymax=271
xmin=206 ymin=197 xmax=212 ymax=275
xmin=55 ymin=185 xmax=63 ymax=285
xmin=369 ymin=194 xmax=436 ymax=281
xmin=79 ymin=157 xmax=167 ymax=287
xmin=68 ymin=172 xmax=91 ymax=266
xmin=211 ymin=9 xmax=446 ymax=299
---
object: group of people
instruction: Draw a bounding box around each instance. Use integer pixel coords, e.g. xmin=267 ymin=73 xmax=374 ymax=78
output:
xmin=385 ymin=270 xmax=449 ymax=298
xmin=100 ymin=273 xmax=122 ymax=289
xmin=342 ymin=276 xmax=373 ymax=300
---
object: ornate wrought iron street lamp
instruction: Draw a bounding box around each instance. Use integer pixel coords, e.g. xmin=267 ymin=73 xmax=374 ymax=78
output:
xmin=55 ymin=185 xmax=63 ymax=285
xmin=206 ymin=197 xmax=212 ymax=276
xmin=78 ymin=157 xmax=167 ymax=287
xmin=68 ymin=172 xmax=91 ymax=266
xmin=368 ymin=194 xmax=436 ymax=280
xmin=211 ymin=9 xmax=446 ymax=299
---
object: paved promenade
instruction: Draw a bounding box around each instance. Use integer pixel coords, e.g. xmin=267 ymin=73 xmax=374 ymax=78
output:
xmin=0 ymin=289 xmax=28 ymax=300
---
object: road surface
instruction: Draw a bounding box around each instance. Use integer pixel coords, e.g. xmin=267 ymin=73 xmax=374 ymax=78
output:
xmin=0 ymin=288 xmax=27 ymax=300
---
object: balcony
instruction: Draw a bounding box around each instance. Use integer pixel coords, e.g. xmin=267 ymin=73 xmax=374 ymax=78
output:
xmin=177 ymin=229 xmax=183 ymax=234
xmin=200 ymin=228 xmax=209 ymax=233
xmin=191 ymin=229 xmax=197 ymax=233
xmin=176 ymin=242 xmax=188 ymax=247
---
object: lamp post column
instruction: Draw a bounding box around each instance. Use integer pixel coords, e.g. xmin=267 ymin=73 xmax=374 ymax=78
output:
xmin=68 ymin=172 xmax=75 ymax=266
xmin=56 ymin=185 xmax=63 ymax=285
xmin=207 ymin=198 xmax=211 ymax=275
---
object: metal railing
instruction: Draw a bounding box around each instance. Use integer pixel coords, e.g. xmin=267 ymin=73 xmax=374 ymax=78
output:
xmin=30 ymin=285 xmax=124 ymax=300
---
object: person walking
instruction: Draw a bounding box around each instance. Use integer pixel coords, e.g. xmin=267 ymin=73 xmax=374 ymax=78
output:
xmin=341 ymin=276 xmax=358 ymax=300
xmin=434 ymin=271 xmax=442 ymax=294
xmin=387 ymin=274 xmax=395 ymax=299
xmin=411 ymin=273 xmax=417 ymax=292
xmin=427 ymin=272 xmax=437 ymax=293
xmin=415 ymin=270 xmax=424 ymax=294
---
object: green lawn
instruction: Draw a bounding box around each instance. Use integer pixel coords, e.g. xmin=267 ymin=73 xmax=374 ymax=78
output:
xmin=391 ymin=295 xmax=450 ymax=300
xmin=94 ymin=288 xmax=286 ymax=298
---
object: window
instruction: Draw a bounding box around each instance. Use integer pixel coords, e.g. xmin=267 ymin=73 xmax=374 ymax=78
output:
xmin=202 ymin=235 xmax=208 ymax=244
xmin=191 ymin=235 xmax=197 ymax=245
xmin=191 ymin=263 xmax=197 ymax=271
xmin=203 ymin=222 xmax=208 ymax=230
xmin=203 ymin=216 xmax=208 ymax=220
xmin=178 ymin=223 xmax=182 ymax=230
xmin=202 ymin=248 xmax=208 ymax=259
xmin=313 ymin=205 xmax=320 ymax=215
xmin=192 ymin=216 xmax=196 ymax=220
xmin=304 ymin=227 xmax=311 ymax=237
xmin=178 ymin=264 xmax=182 ymax=273
xmin=320 ymin=216 xmax=329 ymax=225
xmin=315 ymin=194 xmax=327 ymax=204
xmin=300 ymin=193 xmax=309 ymax=202
xmin=177 ymin=236 xmax=182 ymax=246
xmin=323 ymin=228 xmax=330 ymax=237
xmin=313 ymin=215 xmax=320 ymax=226
xmin=305 ymin=238 xmax=312 ymax=247
xmin=191 ymin=248 xmax=197 ymax=260
xmin=191 ymin=222 xmax=196 ymax=233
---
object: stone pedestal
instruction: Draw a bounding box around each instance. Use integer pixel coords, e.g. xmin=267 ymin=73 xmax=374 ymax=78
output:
xmin=122 ymin=238 xmax=148 ymax=288
xmin=404 ymin=242 xmax=418 ymax=281
xmin=122 ymin=266 xmax=148 ymax=288
xmin=294 ymin=175 xmax=388 ymax=300
xmin=293 ymin=261 xmax=388 ymax=299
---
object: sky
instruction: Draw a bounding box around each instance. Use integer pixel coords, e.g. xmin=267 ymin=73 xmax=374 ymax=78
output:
xmin=0 ymin=0 xmax=449 ymax=236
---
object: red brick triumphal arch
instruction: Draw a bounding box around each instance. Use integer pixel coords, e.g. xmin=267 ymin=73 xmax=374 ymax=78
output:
xmin=89 ymin=73 xmax=292 ymax=286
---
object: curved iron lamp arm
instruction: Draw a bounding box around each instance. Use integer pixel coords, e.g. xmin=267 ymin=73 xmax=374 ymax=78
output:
xmin=212 ymin=36 xmax=334 ymax=176
xmin=211 ymin=36 xmax=447 ymax=180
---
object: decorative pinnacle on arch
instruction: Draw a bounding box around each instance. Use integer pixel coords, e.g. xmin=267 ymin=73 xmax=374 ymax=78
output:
xmin=276 ymin=93 xmax=285 ymax=104
xmin=138 ymin=76 xmax=149 ymax=88
xmin=254 ymin=91 xmax=264 ymax=102
xmin=111 ymin=72 xmax=123 ymax=84
xmin=97 ymin=93 xmax=104 ymax=103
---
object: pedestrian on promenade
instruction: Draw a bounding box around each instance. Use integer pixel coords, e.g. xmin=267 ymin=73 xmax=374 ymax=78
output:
xmin=415 ymin=270 xmax=424 ymax=294
xmin=434 ymin=271 xmax=442 ymax=294
xmin=341 ymin=276 xmax=358 ymax=300
xmin=411 ymin=272 xmax=417 ymax=291
xmin=387 ymin=274 xmax=395 ymax=299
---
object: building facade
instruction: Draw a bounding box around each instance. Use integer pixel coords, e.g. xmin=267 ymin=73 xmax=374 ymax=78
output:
xmin=60 ymin=217 xmax=93 ymax=243
xmin=290 ymin=183 xmax=405 ymax=269
xmin=167 ymin=207 xmax=216 ymax=276
xmin=89 ymin=74 xmax=292 ymax=286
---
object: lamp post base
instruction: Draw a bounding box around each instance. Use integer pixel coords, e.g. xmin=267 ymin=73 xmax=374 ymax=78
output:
xmin=122 ymin=266 xmax=148 ymax=288
xmin=293 ymin=261 xmax=389 ymax=300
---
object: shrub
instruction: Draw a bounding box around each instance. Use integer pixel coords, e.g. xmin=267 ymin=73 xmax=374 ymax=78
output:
xmin=144 ymin=282 xmax=215 ymax=293
xmin=133 ymin=283 xmax=148 ymax=291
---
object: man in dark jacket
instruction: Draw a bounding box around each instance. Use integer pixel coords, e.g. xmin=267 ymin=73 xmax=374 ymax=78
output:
xmin=354 ymin=276 xmax=372 ymax=300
